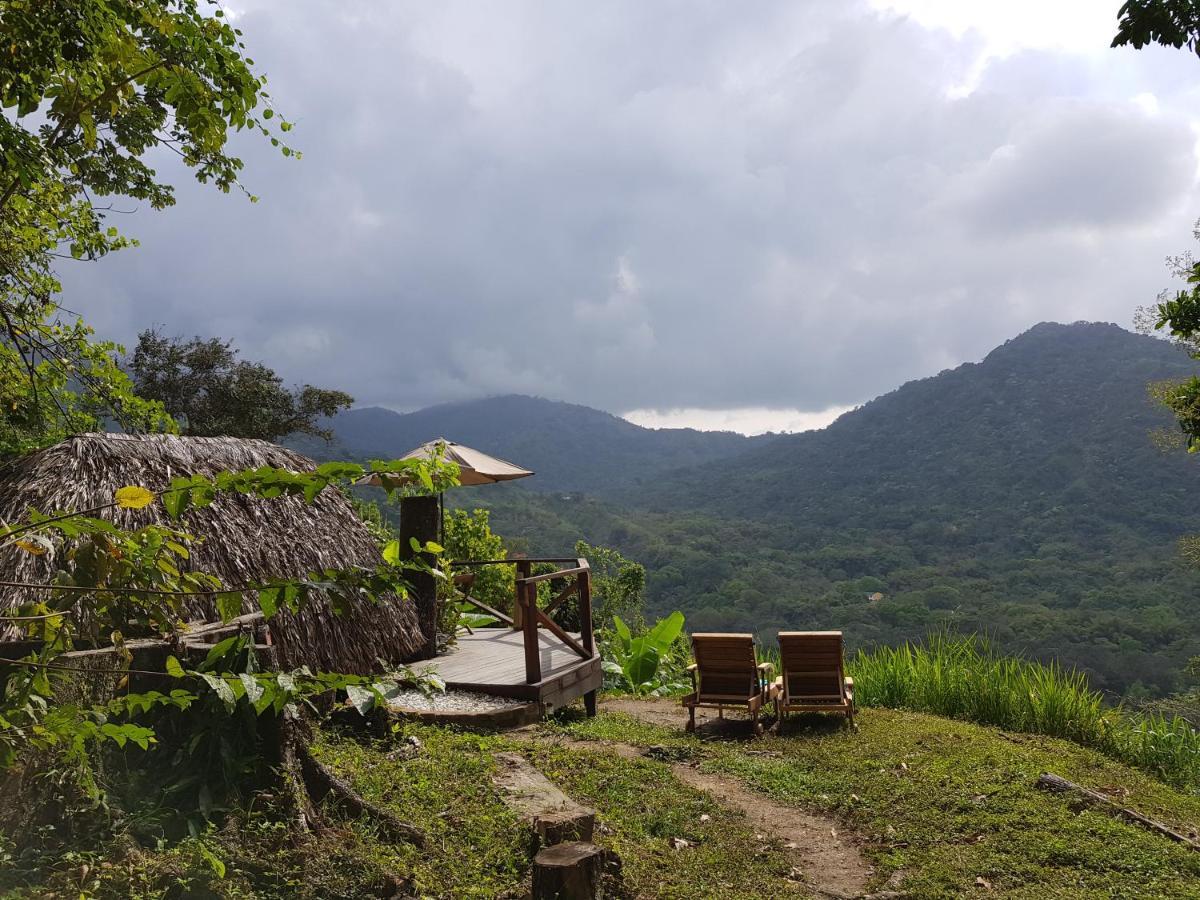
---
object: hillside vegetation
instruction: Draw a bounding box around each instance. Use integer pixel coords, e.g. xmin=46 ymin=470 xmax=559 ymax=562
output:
xmin=418 ymin=324 xmax=1200 ymax=697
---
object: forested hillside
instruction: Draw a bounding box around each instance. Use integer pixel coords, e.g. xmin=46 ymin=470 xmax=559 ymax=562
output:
xmin=444 ymin=323 xmax=1200 ymax=697
xmin=297 ymin=394 xmax=773 ymax=492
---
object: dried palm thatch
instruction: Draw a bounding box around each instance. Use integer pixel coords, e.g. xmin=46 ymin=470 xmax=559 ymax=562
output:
xmin=0 ymin=433 xmax=424 ymax=673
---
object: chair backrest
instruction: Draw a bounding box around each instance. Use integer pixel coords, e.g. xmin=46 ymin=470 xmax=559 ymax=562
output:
xmin=692 ymin=633 xmax=758 ymax=699
xmin=778 ymin=631 xmax=845 ymax=701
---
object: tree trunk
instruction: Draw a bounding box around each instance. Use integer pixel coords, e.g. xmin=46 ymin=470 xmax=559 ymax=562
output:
xmin=399 ymin=494 xmax=440 ymax=659
xmin=1036 ymin=772 xmax=1200 ymax=850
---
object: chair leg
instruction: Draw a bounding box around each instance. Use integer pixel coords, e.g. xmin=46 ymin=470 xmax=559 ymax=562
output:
xmin=686 ymin=705 xmax=696 ymax=733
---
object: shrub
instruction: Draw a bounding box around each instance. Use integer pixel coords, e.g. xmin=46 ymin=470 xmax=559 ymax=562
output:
xmin=850 ymin=633 xmax=1200 ymax=789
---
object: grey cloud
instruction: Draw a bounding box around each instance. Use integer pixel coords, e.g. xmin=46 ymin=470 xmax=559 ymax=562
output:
xmin=60 ymin=0 xmax=1200 ymax=416
xmin=948 ymin=103 xmax=1195 ymax=235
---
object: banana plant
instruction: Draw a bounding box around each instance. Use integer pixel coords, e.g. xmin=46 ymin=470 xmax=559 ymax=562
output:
xmin=602 ymin=611 xmax=686 ymax=695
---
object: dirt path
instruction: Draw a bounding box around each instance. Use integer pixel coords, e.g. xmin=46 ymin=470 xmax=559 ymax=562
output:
xmin=526 ymin=698 xmax=877 ymax=899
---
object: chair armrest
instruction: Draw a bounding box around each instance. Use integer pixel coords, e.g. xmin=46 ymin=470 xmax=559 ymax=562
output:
xmin=844 ymin=676 xmax=854 ymax=687
xmin=757 ymin=662 xmax=775 ymax=673
xmin=686 ymin=663 xmax=698 ymax=672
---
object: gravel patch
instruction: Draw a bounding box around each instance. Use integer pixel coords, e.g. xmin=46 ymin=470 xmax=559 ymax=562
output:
xmin=388 ymin=689 xmax=531 ymax=713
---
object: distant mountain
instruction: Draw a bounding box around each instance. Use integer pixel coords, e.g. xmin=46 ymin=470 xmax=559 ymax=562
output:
xmin=469 ymin=323 xmax=1200 ymax=696
xmin=296 ymin=394 xmax=776 ymax=492
xmin=637 ymin=321 xmax=1199 ymax=535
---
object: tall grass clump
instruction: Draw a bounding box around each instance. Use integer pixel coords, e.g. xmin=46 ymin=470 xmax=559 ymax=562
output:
xmin=850 ymin=633 xmax=1200 ymax=790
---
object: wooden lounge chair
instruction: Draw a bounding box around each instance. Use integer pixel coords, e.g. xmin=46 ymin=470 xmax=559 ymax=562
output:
xmin=683 ymin=633 xmax=775 ymax=735
xmin=773 ymin=631 xmax=855 ymax=728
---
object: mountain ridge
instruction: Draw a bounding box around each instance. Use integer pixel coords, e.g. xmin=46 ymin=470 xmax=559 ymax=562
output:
xmin=295 ymin=392 xmax=778 ymax=492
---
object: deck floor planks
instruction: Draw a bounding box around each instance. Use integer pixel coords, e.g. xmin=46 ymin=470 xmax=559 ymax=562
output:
xmin=415 ymin=628 xmax=600 ymax=703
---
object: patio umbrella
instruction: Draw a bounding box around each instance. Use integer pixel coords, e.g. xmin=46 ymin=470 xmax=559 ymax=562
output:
xmin=356 ymin=438 xmax=534 ymax=537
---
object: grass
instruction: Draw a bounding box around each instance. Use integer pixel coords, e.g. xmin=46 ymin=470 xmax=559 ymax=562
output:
xmin=557 ymin=706 xmax=1200 ymax=898
xmin=0 ymin=722 xmax=799 ymax=899
xmin=846 ymin=634 xmax=1200 ymax=790
xmin=5 ymin=705 xmax=1200 ymax=897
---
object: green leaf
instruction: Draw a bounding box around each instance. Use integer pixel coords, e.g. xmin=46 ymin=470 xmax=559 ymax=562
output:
xmin=202 ymin=635 xmax=240 ymax=669
xmin=624 ymin=644 xmax=660 ymax=687
xmin=382 ymin=540 xmax=400 ymax=565
xmin=646 ymin=611 xmax=685 ymax=654
xmin=613 ymin=616 xmax=632 ymax=650
xmin=163 ymin=488 xmax=189 ymax=519
xmin=238 ymin=673 xmax=264 ymax=705
xmin=345 ymin=683 xmax=376 ymax=715
xmin=199 ymin=843 xmax=226 ymax=878
xmin=258 ymin=585 xmax=280 ymax=618
xmin=199 ymin=673 xmax=236 ymax=712
xmin=198 ymin=783 xmax=214 ymax=821
xmin=165 ymin=655 xmax=185 ymax=678
xmin=216 ymin=591 xmax=242 ymax=622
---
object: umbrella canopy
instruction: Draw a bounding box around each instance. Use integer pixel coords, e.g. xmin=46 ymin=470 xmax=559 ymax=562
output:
xmin=357 ymin=438 xmax=534 ymax=488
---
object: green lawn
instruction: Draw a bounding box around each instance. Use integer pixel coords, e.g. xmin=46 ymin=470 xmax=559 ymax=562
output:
xmin=4 ymin=704 xmax=1200 ymax=898
xmin=556 ymin=706 xmax=1200 ymax=898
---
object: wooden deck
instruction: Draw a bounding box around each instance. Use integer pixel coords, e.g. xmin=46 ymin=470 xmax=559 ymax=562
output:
xmin=415 ymin=628 xmax=602 ymax=713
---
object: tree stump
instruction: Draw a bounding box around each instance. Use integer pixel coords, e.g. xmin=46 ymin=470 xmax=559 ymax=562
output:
xmin=532 ymin=841 xmax=605 ymax=899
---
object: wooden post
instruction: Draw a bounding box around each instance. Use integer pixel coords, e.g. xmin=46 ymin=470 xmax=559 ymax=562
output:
xmin=398 ymin=495 xmax=439 ymax=660
xmin=513 ymin=558 xmax=531 ymax=630
xmin=578 ymin=562 xmax=597 ymax=717
xmin=522 ymin=578 xmax=542 ymax=684
xmin=577 ymin=565 xmax=595 ymax=656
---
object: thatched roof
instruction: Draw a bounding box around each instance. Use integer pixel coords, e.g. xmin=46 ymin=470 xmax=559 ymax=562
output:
xmin=0 ymin=433 xmax=424 ymax=673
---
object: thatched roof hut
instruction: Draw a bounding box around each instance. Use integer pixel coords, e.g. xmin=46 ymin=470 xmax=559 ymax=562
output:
xmin=0 ymin=433 xmax=425 ymax=673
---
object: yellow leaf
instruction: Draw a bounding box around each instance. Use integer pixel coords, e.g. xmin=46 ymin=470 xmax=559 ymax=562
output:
xmin=115 ymin=486 xmax=156 ymax=509
xmin=13 ymin=539 xmax=46 ymax=555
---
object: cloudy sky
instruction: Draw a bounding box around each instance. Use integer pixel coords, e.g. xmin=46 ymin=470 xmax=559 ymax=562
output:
xmin=64 ymin=0 xmax=1200 ymax=433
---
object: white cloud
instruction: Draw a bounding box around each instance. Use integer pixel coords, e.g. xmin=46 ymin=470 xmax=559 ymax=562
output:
xmin=623 ymin=405 xmax=856 ymax=435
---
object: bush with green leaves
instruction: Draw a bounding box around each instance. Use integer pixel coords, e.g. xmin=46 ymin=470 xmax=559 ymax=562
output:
xmin=575 ymin=539 xmax=646 ymax=631
xmin=601 ymin=611 xmax=689 ymax=696
xmin=443 ymin=509 xmax=514 ymax=610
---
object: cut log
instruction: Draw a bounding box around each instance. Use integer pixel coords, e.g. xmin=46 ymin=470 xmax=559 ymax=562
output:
xmin=532 ymin=841 xmax=605 ymax=899
xmin=1036 ymin=772 xmax=1200 ymax=850
xmin=493 ymin=752 xmax=596 ymax=845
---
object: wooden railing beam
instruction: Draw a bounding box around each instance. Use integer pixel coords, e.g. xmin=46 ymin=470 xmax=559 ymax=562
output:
xmin=519 ymin=566 xmax=589 ymax=585
xmin=535 ymin=608 xmax=588 ymax=660
xmin=542 ymin=578 xmax=579 ymax=617
xmin=455 ymin=593 xmax=513 ymax=627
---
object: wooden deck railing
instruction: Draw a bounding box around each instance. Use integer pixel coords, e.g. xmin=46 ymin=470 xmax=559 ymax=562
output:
xmin=449 ymin=557 xmax=596 ymax=684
